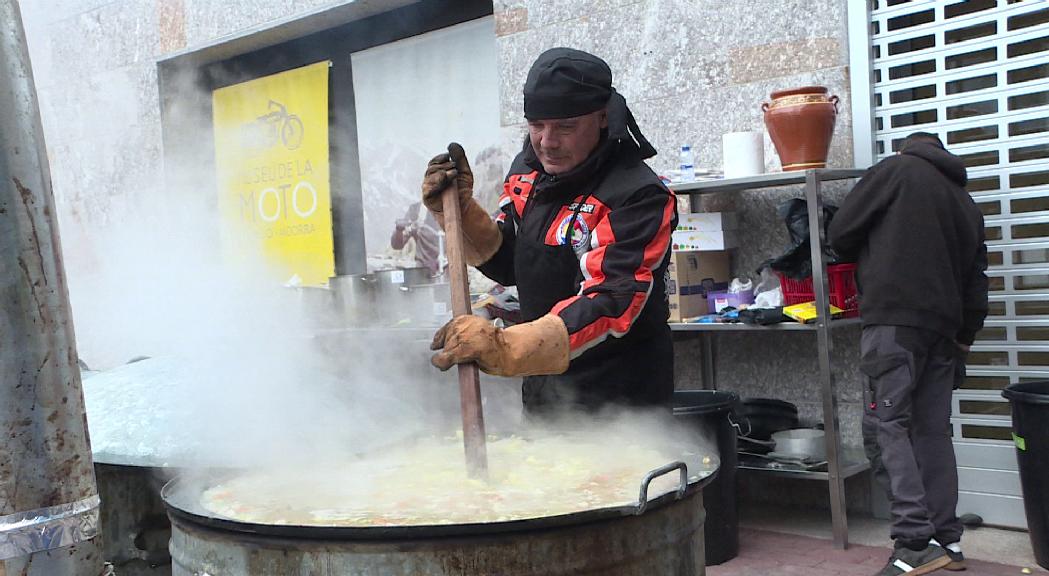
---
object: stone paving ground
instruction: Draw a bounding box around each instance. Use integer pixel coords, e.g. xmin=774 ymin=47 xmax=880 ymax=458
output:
xmin=707 ymin=528 xmax=1047 ymax=576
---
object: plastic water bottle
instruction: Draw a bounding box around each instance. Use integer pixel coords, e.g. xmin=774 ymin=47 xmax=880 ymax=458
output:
xmin=679 ymin=145 xmax=695 ymax=183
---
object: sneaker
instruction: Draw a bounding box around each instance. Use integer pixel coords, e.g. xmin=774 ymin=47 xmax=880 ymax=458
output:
xmin=931 ymin=539 xmax=966 ymax=571
xmin=875 ymin=543 xmax=951 ymax=575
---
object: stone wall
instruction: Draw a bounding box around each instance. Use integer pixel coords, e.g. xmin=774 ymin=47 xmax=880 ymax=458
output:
xmin=493 ymin=0 xmax=853 ymax=178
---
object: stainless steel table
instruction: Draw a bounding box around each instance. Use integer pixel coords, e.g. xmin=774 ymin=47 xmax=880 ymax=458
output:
xmin=669 ymin=169 xmax=869 ymax=549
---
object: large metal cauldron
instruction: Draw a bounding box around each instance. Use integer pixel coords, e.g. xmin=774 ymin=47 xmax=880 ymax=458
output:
xmin=162 ymin=462 xmax=713 ymax=575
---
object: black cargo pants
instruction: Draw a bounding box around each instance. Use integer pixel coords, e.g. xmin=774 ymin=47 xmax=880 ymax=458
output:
xmin=861 ymin=324 xmax=964 ymax=548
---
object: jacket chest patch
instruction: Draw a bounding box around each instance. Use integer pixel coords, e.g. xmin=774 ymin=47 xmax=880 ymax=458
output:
xmin=555 ymin=214 xmax=591 ymax=250
xmin=542 ymin=197 xmax=607 ymax=250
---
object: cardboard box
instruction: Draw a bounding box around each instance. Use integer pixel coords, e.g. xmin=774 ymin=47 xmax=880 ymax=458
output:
xmin=672 ymin=229 xmax=739 ymax=251
xmin=668 ymin=287 xmax=711 ymax=323
xmin=667 ymin=251 xmax=732 ymax=322
xmin=676 ymin=212 xmax=738 ymax=232
xmin=707 ymin=289 xmax=755 ymax=314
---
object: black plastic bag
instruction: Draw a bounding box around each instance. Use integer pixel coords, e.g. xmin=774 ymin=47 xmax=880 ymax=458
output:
xmin=765 ymin=198 xmax=841 ymax=280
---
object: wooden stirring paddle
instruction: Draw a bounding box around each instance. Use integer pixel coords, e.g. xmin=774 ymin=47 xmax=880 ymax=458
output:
xmin=441 ymin=168 xmax=489 ymax=479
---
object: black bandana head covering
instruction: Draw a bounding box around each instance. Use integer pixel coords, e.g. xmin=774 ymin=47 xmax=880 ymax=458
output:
xmin=523 ymin=47 xmax=657 ymax=160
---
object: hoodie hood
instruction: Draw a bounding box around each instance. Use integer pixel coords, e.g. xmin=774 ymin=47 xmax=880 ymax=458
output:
xmin=901 ymin=142 xmax=968 ymax=187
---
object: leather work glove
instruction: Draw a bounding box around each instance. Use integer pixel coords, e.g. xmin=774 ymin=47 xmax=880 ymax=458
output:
xmin=420 ymin=142 xmax=502 ymax=266
xmin=430 ymin=314 xmax=570 ymax=377
xmin=422 ymin=142 xmax=473 ymax=213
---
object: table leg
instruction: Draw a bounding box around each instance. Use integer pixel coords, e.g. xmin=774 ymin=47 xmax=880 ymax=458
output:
xmin=700 ymin=332 xmax=718 ymax=390
xmin=805 ymin=171 xmax=849 ymax=549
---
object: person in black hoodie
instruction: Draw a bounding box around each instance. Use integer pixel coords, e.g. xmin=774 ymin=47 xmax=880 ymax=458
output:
xmin=830 ymin=132 xmax=988 ymax=575
xmin=419 ymin=48 xmax=677 ymax=415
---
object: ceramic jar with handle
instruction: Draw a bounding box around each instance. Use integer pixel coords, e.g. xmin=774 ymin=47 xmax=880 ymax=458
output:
xmin=762 ymin=86 xmax=839 ymax=171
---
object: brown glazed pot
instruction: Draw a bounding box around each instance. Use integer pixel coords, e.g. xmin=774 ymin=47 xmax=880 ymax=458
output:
xmin=762 ymin=86 xmax=839 ymax=171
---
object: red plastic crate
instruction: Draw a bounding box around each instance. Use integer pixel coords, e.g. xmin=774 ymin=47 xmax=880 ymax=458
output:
xmin=776 ymin=264 xmax=860 ymax=318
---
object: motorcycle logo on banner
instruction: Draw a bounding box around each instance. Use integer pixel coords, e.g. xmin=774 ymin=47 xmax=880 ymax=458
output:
xmin=212 ymin=61 xmax=335 ymax=286
xmin=239 ymin=100 xmax=305 ymax=154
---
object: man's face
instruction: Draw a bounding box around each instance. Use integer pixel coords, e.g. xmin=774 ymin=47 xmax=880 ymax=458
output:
xmin=527 ymin=110 xmax=607 ymax=175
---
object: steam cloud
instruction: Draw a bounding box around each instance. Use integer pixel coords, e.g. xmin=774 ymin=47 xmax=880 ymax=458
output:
xmin=21 ymin=10 xmax=716 ymax=511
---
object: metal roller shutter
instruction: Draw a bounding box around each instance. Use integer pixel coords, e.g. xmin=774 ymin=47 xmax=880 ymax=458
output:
xmin=869 ymin=0 xmax=1049 ymax=528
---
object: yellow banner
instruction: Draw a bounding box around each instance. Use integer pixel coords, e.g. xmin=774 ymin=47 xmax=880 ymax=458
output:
xmin=213 ymin=61 xmax=335 ymax=286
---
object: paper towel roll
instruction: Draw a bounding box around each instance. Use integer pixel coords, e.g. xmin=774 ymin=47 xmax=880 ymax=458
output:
xmin=723 ymin=131 xmax=764 ymax=178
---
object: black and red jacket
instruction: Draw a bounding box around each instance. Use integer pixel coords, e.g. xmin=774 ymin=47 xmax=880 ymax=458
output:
xmin=478 ymin=139 xmax=678 ymax=412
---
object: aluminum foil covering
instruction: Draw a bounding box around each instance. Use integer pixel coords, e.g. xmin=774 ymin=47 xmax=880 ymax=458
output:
xmin=0 ymin=494 xmax=100 ymax=559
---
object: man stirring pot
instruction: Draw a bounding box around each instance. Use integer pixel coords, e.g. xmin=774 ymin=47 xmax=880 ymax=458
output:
xmin=421 ymin=48 xmax=678 ymax=415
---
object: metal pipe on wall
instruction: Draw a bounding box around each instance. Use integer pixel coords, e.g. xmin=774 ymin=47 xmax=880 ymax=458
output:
xmin=0 ymin=0 xmax=104 ymax=573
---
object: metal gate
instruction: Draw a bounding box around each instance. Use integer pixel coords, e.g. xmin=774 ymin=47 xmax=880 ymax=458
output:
xmin=869 ymin=0 xmax=1049 ymax=528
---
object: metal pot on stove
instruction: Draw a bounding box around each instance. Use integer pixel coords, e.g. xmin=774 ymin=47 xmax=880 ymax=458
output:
xmin=369 ymin=266 xmax=434 ymax=290
xmin=329 ymin=274 xmax=379 ymax=327
xmin=770 ymin=428 xmax=826 ymax=460
xmin=290 ymin=285 xmax=337 ymax=329
xmin=370 ymin=267 xmax=448 ymax=326
xmin=330 ymin=268 xmax=448 ymax=327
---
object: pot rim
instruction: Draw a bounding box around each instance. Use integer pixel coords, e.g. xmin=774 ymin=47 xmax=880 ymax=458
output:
xmin=741 ymin=397 xmax=799 ymax=413
xmin=772 ymin=428 xmax=824 ymax=440
xmin=161 ymin=464 xmax=716 ymax=540
xmin=770 ymin=85 xmax=829 ymax=99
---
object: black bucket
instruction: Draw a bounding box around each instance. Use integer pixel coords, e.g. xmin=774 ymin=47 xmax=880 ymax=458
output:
xmin=739 ymin=397 xmax=798 ymax=440
xmin=673 ymin=390 xmax=739 ymax=566
xmin=1003 ymin=381 xmax=1049 ymax=570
